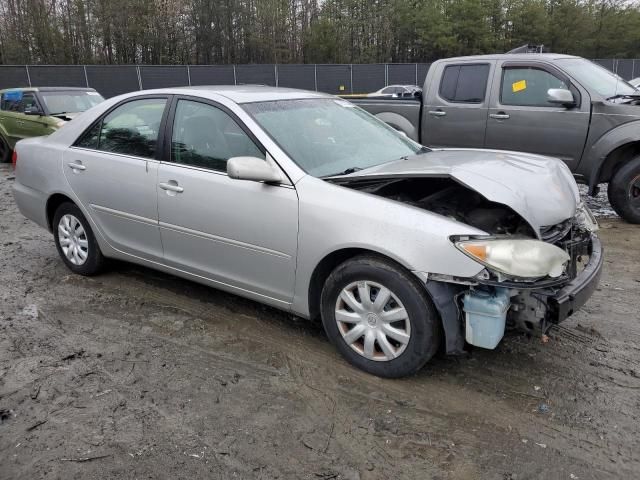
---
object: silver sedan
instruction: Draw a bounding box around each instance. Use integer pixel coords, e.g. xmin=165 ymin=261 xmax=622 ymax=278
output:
xmin=12 ymin=86 xmax=603 ymax=377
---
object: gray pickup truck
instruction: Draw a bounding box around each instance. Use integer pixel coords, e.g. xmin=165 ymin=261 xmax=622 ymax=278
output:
xmin=351 ymin=53 xmax=640 ymax=223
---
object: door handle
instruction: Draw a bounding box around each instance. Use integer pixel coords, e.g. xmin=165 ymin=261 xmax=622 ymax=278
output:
xmin=159 ymin=181 xmax=184 ymax=193
xmin=490 ymin=113 xmax=510 ymax=120
xmin=16 ymin=120 xmax=25 ymax=126
xmin=428 ymin=110 xmax=447 ymax=117
xmin=67 ymin=162 xmax=86 ymax=171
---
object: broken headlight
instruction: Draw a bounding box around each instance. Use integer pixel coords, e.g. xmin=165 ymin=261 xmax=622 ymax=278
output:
xmin=454 ymin=238 xmax=570 ymax=278
xmin=574 ymin=203 xmax=599 ymax=232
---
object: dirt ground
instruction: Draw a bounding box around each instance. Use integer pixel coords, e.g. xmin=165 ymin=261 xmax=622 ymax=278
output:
xmin=1 ymin=164 xmax=639 ymax=480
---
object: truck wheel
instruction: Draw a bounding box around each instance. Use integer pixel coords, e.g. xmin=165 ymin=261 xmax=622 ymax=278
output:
xmin=608 ymin=155 xmax=640 ymax=224
xmin=53 ymin=202 xmax=105 ymax=275
xmin=320 ymin=255 xmax=441 ymax=378
xmin=0 ymin=136 xmax=11 ymax=163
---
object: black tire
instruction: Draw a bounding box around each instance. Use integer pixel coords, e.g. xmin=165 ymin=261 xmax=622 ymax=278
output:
xmin=320 ymin=255 xmax=441 ymax=378
xmin=608 ymin=155 xmax=640 ymax=224
xmin=0 ymin=135 xmax=11 ymax=163
xmin=53 ymin=202 xmax=105 ymax=275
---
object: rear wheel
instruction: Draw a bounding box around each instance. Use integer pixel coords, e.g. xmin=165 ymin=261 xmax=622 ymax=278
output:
xmin=53 ymin=202 xmax=105 ymax=275
xmin=320 ymin=255 xmax=441 ymax=378
xmin=0 ymin=136 xmax=11 ymax=163
xmin=608 ymin=155 xmax=640 ymax=224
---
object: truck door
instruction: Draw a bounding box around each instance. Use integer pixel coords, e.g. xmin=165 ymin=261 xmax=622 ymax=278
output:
xmin=484 ymin=61 xmax=590 ymax=169
xmin=422 ymin=62 xmax=493 ymax=148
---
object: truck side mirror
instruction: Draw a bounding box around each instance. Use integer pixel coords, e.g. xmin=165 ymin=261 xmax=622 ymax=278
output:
xmin=24 ymin=106 xmax=44 ymax=116
xmin=547 ymin=88 xmax=576 ymax=107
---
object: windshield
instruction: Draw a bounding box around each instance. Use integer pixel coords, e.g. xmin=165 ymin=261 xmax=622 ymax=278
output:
xmin=40 ymin=91 xmax=104 ymax=115
xmin=556 ymin=58 xmax=637 ymax=98
xmin=242 ymin=98 xmax=423 ymax=177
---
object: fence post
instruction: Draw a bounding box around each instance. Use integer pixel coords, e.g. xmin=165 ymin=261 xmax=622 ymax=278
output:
xmin=233 ymin=65 xmax=237 ymax=85
xmin=25 ymin=65 xmax=32 ymax=87
xmin=633 ymin=59 xmax=637 ymax=79
xmin=136 ymin=66 xmax=143 ymax=90
xmin=415 ymin=63 xmax=418 ymax=86
xmin=314 ymin=64 xmax=318 ymax=91
xmin=275 ymin=64 xmax=278 ymax=87
xmin=349 ymin=64 xmax=353 ymax=93
xmin=83 ymin=66 xmax=89 ymax=87
xmin=385 ymin=64 xmax=388 ymax=86
xmin=186 ymin=65 xmax=191 ymax=86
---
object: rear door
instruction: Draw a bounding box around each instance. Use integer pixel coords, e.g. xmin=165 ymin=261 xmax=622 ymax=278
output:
xmin=423 ymin=62 xmax=493 ymax=148
xmin=484 ymin=61 xmax=590 ymax=169
xmin=156 ymin=97 xmax=299 ymax=304
xmin=63 ymin=96 xmax=169 ymax=261
xmin=0 ymin=90 xmax=28 ymax=144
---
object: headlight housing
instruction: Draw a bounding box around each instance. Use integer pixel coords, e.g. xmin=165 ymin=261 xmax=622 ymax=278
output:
xmin=575 ymin=203 xmax=599 ymax=232
xmin=455 ymin=238 xmax=570 ymax=278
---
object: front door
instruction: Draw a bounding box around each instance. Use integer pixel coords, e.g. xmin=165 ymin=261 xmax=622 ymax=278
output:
xmin=63 ymin=97 xmax=169 ymax=261
xmin=14 ymin=92 xmax=50 ymax=139
xmin=484 ymin=62 xmax=590 ymax=169
xmin=422 ymin=62 xmax=493 ymax=148
xmin=157 ymin=98 xmax=299 ymax=304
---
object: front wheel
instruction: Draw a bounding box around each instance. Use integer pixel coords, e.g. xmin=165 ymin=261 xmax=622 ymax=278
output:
xmin=320 ymin=255 xmax=441 ymax=378
xmin=608 ymin=155 xmax=640 ymax=224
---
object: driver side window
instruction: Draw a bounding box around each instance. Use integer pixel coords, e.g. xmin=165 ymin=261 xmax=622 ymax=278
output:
xmin=170 ymin=100 xmax=264 ymax=172
xmin=501 ymin=67 xmax=569 ymax=107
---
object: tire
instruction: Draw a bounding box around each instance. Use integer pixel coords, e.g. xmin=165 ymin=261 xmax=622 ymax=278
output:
xmin=0 ymin=135 xmax=11 ymax=163
xmin=608 ymin=155 xmax=640 ymax=224
xmin=53 ymin=202 xmax=105 ymax=275
xmin=320 ymin=255 xmax=441 ymax=378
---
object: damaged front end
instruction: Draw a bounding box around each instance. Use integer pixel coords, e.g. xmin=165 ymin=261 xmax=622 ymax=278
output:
xmin=450 ymin=213 xmax=603 ymax=349
xmin=332 ymin=174 xmax=603 ymax=354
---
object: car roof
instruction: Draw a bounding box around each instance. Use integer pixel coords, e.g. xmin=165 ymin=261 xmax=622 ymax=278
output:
xmin=437 ymin=53 xmax=581 ymax=62
xmin=0 ymin=87 xmax=97 ymax=93
xmin=139 ymin=85 xmax=334 ymax=104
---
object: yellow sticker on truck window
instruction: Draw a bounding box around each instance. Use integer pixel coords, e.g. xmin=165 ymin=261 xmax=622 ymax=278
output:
xmin=512 ymin=80 xmax=527 ymax=93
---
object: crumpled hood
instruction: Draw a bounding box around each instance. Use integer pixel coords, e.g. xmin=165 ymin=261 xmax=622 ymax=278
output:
xmin=339 ymin=148 xmax=580 ymax=234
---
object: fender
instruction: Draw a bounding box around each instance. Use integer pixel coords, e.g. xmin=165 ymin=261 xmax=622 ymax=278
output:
xmin=582 ymin=120 xmax=640 ymax=194
xmin=374 ymin=111 xmax=420 ymax=141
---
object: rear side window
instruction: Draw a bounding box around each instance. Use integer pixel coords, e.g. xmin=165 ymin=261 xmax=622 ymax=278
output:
xmin=501 ymin=67 xmax=569 ymax=107
xmin=439 ymin=64 xmax=490 ymax=103
xmin=1 ymin=91 xmax=23 ymax=111
xmin=74 ymin=98 xmax=166 ymax=159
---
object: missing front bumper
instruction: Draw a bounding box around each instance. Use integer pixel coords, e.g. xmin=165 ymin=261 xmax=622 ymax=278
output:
xmin=508 ymin=233 xmax=603 ymax=334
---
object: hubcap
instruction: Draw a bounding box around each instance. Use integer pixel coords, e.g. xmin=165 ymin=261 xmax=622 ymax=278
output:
xmin=58 ymin=214 xmax=89 ymax=266
xmin=335 ymin=281 xmax=411 ymax=362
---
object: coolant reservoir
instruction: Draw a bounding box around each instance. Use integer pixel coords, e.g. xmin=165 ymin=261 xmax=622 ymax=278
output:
xmin=463 ymin=288 xmax=511 ymax=349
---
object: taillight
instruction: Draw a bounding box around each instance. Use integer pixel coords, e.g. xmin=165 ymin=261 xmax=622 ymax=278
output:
xmin=11 ymin=150 xmax=17 ymax=169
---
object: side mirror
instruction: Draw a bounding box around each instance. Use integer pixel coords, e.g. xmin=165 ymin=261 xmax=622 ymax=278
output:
xmin=547 ymin=88 xmax=576 ymax=107
xmin=24 ymin=106 xmax=44 ymax=116
xmin=227 ymin=156 xmax=283 ymax=184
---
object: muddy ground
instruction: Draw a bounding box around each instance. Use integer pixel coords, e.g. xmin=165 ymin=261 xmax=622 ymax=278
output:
xmin=0 ymin=164 xmax=638 ymax=480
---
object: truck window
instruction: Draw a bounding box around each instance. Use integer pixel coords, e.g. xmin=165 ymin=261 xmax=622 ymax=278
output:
xmin=501 ymin=67 xmax=568 ymax=107
xmin=439 ymin=64 xmax=490 ymax=103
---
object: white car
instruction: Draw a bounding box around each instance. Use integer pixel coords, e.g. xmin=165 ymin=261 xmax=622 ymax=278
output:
xmin=368 ymin=85 xmax=421 ymax=98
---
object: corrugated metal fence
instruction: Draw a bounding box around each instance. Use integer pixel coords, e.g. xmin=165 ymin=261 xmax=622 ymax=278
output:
xmin=0 ymin=59 xmax=637 ymax=98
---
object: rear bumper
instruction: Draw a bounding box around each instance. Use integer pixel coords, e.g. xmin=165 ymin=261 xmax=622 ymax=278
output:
xmin=547 ymin=233 xmax=603 ymax=323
